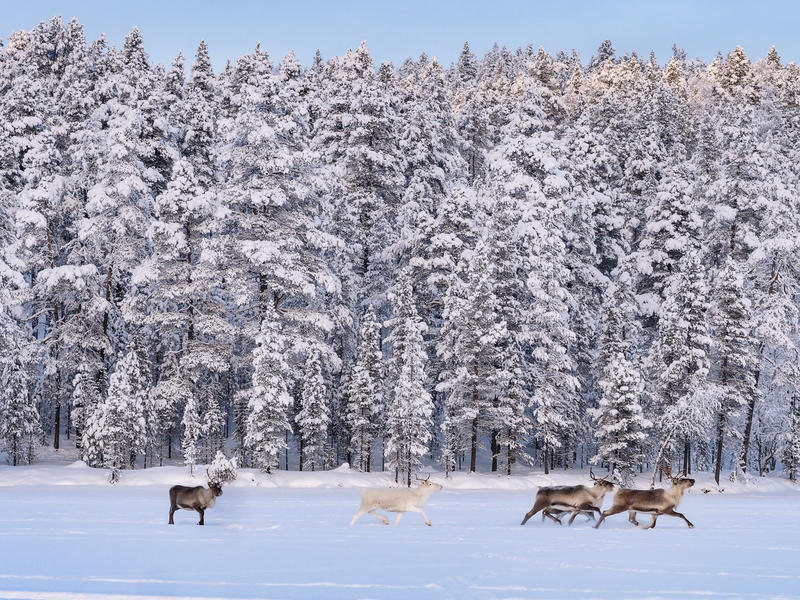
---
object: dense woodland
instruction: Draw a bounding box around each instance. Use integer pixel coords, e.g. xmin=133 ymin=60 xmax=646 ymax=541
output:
xmin=2 ymin=17 xmax=800 ymax=485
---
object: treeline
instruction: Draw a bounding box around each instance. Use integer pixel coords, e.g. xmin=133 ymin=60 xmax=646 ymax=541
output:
xmin=1 ymin=17 xmax=799 ymax=485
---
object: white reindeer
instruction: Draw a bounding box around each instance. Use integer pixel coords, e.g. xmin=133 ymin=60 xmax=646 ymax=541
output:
xmin=350 ymin=476 xmax=443 ymax=526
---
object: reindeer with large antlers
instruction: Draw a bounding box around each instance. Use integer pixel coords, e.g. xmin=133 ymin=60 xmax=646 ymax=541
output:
xmin=521 ymin=470 xmax=615 ymax=526
xmin=593 ymin=465 xmax=695 ymax=529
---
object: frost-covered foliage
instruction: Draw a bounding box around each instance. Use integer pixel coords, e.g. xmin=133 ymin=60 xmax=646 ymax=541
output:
xmin=84 ymin=349 xmax=149 ymax=482
xmin=345 ymin=306 xmax=383 ymax=472
xmin=3 ymin=20 xmax=800 ymax=480
xmin=206 ymin=450 xmax=238 ymax=486
xmin=387 ymin=271 xmax=433 ymax=485
xmin=295 ymin=350 xmax=329 ymax=471
xmin=591 ymin=354 xmax=650 ymax=484
xmin=241 ymin=306 xmax=293 ymax=473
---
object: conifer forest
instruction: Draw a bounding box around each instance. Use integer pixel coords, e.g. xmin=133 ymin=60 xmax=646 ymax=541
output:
xmin=4 ymin=17 xmax=800 ymax=487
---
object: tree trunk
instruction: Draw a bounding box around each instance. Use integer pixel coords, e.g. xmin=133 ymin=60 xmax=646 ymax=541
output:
xmin=299 ymin=437 xmax=304 ymax=472
xmin=506 ymin=429 xmax=514 ymax=476
xmin=470 ymin=416 xmax=478 ymax=472
xmin=738 ymin=371 xmax=760 ymax=474
xmin=491 ymin=429 xmax=498 ymax=472
xmin=544 ymin=444 xmax=550 ymax=475
xmin=53 ymin=399 xmax=60 ymax=450
xmin=714 ymin=413 xmax=725 ymax=484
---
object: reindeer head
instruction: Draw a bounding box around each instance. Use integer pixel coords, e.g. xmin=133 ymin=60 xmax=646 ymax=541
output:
xmin=589 ymin=469 xmax=615 ymax=492
xmin=416 ymin=474 xmax=443 ymax=491
xmin=206 ymin=469 xmax=224 ymax=497
xmin=661 ymin=465 xmax=695 ymax=489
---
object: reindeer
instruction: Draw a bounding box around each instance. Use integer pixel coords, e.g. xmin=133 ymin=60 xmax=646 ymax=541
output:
xmin=593 ymin=466 xmax=695 ymax=529
xmin=521 ymin=470 xmax=615 ymax=526
xmin=168 ymin=476 xmax=223 ymax=526
xmin=350 ymin=475 xmax=443 ymax=526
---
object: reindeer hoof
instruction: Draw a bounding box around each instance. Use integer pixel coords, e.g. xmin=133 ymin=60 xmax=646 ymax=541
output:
xmin=688 ymin=524 xmax=695 ymax=529
xmin=426 ymin=523 xmax=431 ymax=526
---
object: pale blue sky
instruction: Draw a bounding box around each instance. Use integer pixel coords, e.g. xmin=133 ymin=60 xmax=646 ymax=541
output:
xmin=2 ymin=1 xmax=798 ymax=70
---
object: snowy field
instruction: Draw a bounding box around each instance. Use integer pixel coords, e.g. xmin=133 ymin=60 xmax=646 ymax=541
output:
xmin=1 ymin=463 xmax=799 ymax=600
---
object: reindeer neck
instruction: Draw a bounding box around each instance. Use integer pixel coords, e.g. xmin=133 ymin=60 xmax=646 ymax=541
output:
xmin=667 ymin=483 xmax=688 ymax=503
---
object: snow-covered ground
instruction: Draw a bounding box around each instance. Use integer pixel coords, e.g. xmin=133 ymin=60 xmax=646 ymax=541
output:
xmin=1 ymin=462 xmax=799 ymax=600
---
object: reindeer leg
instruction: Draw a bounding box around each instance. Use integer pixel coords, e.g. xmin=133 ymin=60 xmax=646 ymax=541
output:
xmin=570 ymin=503 xmax=596 ymax=526
xmin=521 ymin=499 xmax=547 ymax=525
xmin=543 ymin=510 xmax=563 ymax=525
xmin=663 ymin=508 xmax=694 ymax=528
xmin=350 ymin=509 xmax=366 ymax=525
xmin=593 ymin=505 xmax=627 ymax=529
xmin=197 ymin=507 xmax=205 ymax=526
xmin=369 ymin=510 xmax=390 ymax=524
xmin=406 ymin=506 xmax=432 ymax=526
xmin=628 ymin=511 xmax=639 ymax=527
xmin=647 ymin=513 xmax=658 ymax=529
xmin=169 ymin=503 xmax=177 ymax=524
xmin=395 ymin=512 xmax=403 ymax=525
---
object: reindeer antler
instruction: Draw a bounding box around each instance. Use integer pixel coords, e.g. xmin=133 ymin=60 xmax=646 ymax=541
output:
xmin=660 ymin=464 xmax=683 ymax=483
xmin=589 ymin=469 xmax=597 ymax=481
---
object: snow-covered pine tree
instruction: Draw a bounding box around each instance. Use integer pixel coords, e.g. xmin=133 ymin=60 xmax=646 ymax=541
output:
xmin=241 ymin=305 xmax=293 ymax=473
xmin=295 ymin=350 xmax=329 ymax=471
xmin=386 ymin=270 xmax=434 ymax=485
xmin=71 ymin=360 xmax=101 ymax=451
xmin=345 ymin=306 xmax=383 ymax=472
xmin=488 ymin=76 xmax=579 ymax=473
xmin=591 ymin=353 xmax=650 ymax=484
xmin=647 ymin=250 xmax=713 ymax=477
xmin=181 ymin=395 xmax=202 ymax=475
xmin=783 ymin=397 xmax=800 ymax=481
xmin=87 ymin=350 xmax=148 ymax=481
xmin=201 ymin=389 xmax=225 ymax=464
xmin=712 ymin=259 xmax=758 ymax=482
xmin=438 ymin=236 xmax=506 ymax=473
xmin=0 ymin=353 xmax=41 ymax=466
xmin=207 ymin=450 xmax=237 ymax=486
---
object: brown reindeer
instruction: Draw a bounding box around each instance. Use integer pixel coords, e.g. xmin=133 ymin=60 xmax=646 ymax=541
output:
xmin=168 ymin=481 xmax=223 ymax=526
xmin=521 ymin=470 xmax=615 ymax=526
xmin=593 ymin=466 xmax=695 ymax=529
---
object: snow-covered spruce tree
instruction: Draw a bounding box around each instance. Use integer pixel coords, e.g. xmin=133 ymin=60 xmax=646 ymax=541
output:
xmin=296 ymin=350 xmax=330 ymax=471
xmin=221 ymin=45 xmax=339 ymax=415
xmin=207 ymin=450 xmax=238 ymax=486
xmin=345 ymin=306 xmax=383 ymax=472
xmin=0 ymin=244 xmax=39 ymax=466
xmin=782 ymin=397 xmax=800 ymax=481
xmin=712 ymin=259 xmax=758 ymax=482
xmin=241 ymin=305 xmax=293 ymax=473
xmin=149 ymin=351 xmax=191 ymax=465
xmin=9 ymin=26 xmax=107 ymax=451
xmin=201 ymin=389 xmax=225 ymax=464
xmin=488 ymin=77 xmax=579 ymax=473
xmin=645 ymin=249 xmax=713 ymax=477
xmin=386 ymin=271 xmax=434 ymax=486
xmin=0 ymin=353 xmax=41 ymax=466
xmin=312 ymin=42 xmax=404 ymax=320
xmin=71 ymin=360 xmax=102 ymax=451
xmin=87 ymin=350 xmax=149 ymax=482
xmin=181 ymin=394 xmax=202 ymax=476
xmin=591 ymin=353 xmax=650 ymax=484
xmin=437 ymin=237 xmax=506 ymax=474
xmin=490 ymin=347 xmax=533 ymax=475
